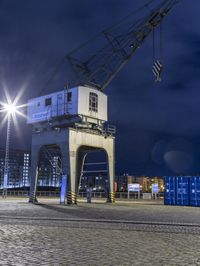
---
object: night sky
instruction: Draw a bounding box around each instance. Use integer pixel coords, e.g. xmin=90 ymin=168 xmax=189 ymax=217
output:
xmin=0 ymin=0 xmax=200 ymax=176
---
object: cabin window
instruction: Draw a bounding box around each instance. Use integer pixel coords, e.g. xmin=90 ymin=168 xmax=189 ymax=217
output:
xmin=45 ymin=98 xmax=52 ymax=106
xmin=89 ymin=92 xmax=98 ymax=112
xmin=67 ymin=92 xmax=72 ymax=102
xmin=37 ymin=102 xmax=40 ymax=107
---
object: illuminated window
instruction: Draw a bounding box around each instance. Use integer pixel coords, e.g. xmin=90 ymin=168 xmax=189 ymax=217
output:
xmin=89 ymin=92 xmax=98 ymax=112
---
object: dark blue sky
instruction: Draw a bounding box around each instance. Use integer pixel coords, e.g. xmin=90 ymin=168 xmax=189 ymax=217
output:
xmin=0 ymin=0 xmax=200 ymax=175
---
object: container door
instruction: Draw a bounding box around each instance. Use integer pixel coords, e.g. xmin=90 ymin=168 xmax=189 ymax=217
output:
xmin=57 ymin=93 xmax=64 ymax=116
xmin=176 ymin=176 xmax=189 ymax=206
xmin=164 ymin=176 xmax=176 ymax=205
xmin=190 ymin=176 xmax=200 ymax=207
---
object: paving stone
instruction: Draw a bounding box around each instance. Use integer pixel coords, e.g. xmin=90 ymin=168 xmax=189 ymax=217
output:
xmin=0 ymin=199 xmax=199 ymax=265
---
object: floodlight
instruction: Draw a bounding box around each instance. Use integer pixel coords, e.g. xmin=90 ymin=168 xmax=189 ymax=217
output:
xmin=3 ymin=103 xmax=17 ymax=114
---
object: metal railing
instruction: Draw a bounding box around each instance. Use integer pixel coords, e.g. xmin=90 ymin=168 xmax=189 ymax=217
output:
xmin=78 ymin=192 xmax=164 ymax=200
xmin=0 ymin=190 xmax=60 ymax=197
xmin=0 ymin=190 xmax=164 ymax=199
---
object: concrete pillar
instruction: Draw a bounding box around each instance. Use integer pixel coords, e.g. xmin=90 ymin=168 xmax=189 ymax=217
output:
xmin=106 ymin=147 xmax=115 ymax=203
xmin=68 ymin=148 xmax=77 ymax=204
xmin=66 ymin=147 xmax=87 ymax=204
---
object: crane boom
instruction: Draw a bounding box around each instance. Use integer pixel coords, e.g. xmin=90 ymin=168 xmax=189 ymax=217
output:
xmin=64 ymin=0 xmax=180 ymax=91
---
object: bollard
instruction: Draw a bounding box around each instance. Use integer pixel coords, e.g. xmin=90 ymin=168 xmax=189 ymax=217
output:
xmin=87 ymin=188 xmax=92 ymax=203
xmin=60 ymin=175 xmax=67 ymax=204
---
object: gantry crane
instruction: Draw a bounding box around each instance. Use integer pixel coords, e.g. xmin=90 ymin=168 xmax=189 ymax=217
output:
xmin=28 ymin=0 xmax=182 ymax=204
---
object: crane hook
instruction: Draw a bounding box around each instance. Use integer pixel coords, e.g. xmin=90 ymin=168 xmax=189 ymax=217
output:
xmin=152 ymin=59 xmax=163 ymax=82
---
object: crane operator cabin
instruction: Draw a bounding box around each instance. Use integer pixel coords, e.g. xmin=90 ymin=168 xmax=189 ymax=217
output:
xmin=27 ymin=86 xmax=108 ymax=129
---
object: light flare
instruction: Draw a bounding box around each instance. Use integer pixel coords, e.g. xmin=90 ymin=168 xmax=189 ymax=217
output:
xmin=0 ymin=84 xmax=27 ymax=131
xmin=3 ymin=103 xmax=17 ymax=114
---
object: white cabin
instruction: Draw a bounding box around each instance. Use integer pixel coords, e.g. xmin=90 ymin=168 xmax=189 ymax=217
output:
xmin=27 ymin=86 xmax=108 ymax=124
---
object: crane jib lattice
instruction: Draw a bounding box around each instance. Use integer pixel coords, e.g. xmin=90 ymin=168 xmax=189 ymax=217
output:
xmin=40 ymin=0 xmax=181 ymax=95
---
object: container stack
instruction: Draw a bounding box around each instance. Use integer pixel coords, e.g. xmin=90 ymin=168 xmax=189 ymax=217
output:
xmin=190 ymin=176 xmax=200 ymax=207
xmin=164 ymin=176 xmax=200 ymax=207
xmin=164 ymin=176 xmax=176 ymax=205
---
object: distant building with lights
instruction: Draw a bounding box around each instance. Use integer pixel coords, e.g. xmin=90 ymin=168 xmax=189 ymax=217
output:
xmin=37 ymin=152 xmax=62 ymax=187
xmin=115 ymin=175 xmax=164 ymax=193
xmin=0 ymin=148 xmax=62 ymax=188
xmin=0 ymin=149 xmax=30 ymax=188
xmin=0 ymin=148 xmax=164 ymax=192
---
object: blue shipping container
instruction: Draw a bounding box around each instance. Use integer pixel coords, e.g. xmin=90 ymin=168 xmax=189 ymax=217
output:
xmin=176 ymin=176 xmax=189 ymax=206
xmin=164 ymin=176 xmax=176 ymax=205
xmin=190 ymin=176 xmax=200 ymax=207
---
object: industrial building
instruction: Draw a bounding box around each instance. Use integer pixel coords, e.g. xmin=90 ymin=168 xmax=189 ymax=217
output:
xmin=115 ymin=175 xmax=164 ymax=193
xmin=0 ymin=149 xmax=30 ymax=188
xmin=0 ymin=148 xmax=61 ymax=189
xmin=37 ymin=147 xmax=62 ymax=187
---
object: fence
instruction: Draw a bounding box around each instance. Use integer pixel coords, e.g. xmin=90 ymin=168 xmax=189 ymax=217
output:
xmin=79 ymin=192 xmax=163 ymax=199
xmin=0 ymin=190 xmax=164 ymax=200
xmin=0 ymin=190 xmax=60 ymax=197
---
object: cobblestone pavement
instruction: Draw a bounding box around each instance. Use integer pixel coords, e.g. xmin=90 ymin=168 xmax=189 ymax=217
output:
xmin=0 ymin=199 xmax=200 ymax=265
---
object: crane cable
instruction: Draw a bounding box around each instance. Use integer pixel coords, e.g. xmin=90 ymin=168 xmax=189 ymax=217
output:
xmin=160 ymin=20 xmax=163 ymax=62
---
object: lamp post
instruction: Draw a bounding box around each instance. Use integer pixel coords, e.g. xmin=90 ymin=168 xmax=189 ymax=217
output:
xmin=3 ymin=114 xmax=11 ymax=197
xmin=0 ymin=90 xmax=26 ymax=197
xmin=2 ymin=103 xmax=17 ymax=198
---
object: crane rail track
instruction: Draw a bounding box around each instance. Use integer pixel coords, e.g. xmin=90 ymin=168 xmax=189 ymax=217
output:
xmin=0 ymin=215 xmax=200 ymax=235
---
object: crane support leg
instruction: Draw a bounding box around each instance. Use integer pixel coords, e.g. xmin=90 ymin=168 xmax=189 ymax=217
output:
xmin=29 ymin=145 xmax=40 ymax=203
xmin=29 ymin=127 xmax=115 ymax=205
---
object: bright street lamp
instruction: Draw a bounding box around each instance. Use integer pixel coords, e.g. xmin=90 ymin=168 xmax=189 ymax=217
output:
xmin=3 ymin=103 xmax=17 ymax=114
xmin=0 ymin=102 xmax=25 ymax=198
xmin=0 ymin=86 xmax=27 ymax=198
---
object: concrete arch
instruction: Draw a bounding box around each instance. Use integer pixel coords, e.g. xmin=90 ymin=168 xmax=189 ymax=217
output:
xmin=77 ymin=147 xmax=112 ymax=199
xmin=29 ymin=143 xmax=63 ymax=202
xmin=64 ymin=128 xmax=115 ymax=204
xmin=75 ymin=146 xmax=109 ymax=193
xmin=29 ymin=127 xmax=115 ymax=204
